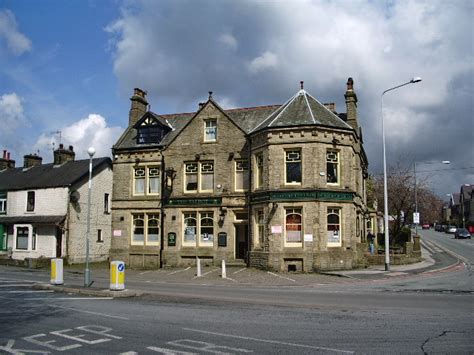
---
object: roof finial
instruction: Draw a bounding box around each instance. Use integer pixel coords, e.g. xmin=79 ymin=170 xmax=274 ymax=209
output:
xmin=208 ymin=91 xmax=213 ymax=99
xmin=300 ymin=81 xmax=304 ymax=90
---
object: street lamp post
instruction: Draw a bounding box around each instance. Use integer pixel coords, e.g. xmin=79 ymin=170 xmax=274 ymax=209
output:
xmin=84 ymin=146 xmax=96 ymax=287
xmin=381 ymin=77 xmax=422 ymax=271
xmin=414 ymin=160 xmax=450 ymax=237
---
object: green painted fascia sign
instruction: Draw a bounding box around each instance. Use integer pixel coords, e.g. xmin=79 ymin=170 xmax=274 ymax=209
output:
xmin=166 ymin=197 xmax=222 ymax=206
xmin=251 ymin=190 xmax=354 ymax=203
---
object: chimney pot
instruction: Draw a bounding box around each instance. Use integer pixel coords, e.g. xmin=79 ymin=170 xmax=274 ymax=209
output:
xmin=69 ymin=145 xmax=74 ymax=151
xmin=2 ymin=150 xmax=6 ymax=159
xmin=129 ymin=87 xmax=149 ymax=127
xmin=59 ymin=143 xmax=64 ymax=149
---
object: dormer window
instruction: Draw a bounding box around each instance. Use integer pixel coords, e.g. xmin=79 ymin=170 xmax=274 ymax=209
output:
xmin=136 ymin=115 xmax=171 ymax=144
xmin=204 ymin=119 xmax=217 ymax=142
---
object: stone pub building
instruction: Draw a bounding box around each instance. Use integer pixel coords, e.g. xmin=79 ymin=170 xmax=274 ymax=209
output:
xmin=111 ymin=78 xmax=369 ymax=271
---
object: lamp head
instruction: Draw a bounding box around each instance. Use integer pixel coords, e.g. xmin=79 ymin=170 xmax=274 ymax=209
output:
xmin=442 ymin=160 xmax=450 ymax=164
xmin=87 ymin=147 xmax=96 ymax=158
xmin=411 ymin=77 xmax=422 ymax=83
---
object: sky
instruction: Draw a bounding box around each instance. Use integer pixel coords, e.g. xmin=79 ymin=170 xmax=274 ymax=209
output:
xmin=0 ymin=0 xmax=473 ymax=201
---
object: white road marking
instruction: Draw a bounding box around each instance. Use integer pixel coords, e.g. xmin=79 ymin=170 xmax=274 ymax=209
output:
xmin=0 ymin=284 xmax=36 ymax=287
xmin=168 ymin=267 xmax=191 ymax=275
xmin=50 ymin=305 xmax=129 ymax=320
xmin=232 ymin=267 xmax=246 ymax=274
xmin=183 ymin=328 xmax=354 ymax=354
xmin=148 ymin=346 xmax=197 ymax=354
xmin=139 ymin=271 xmax=152 ymax=275
xmin=267 ymin=272 xmax=296 ymax=282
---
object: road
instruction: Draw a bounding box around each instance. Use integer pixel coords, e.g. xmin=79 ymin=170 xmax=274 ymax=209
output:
xmin=0 ymin=231 xmax=472 ymax=354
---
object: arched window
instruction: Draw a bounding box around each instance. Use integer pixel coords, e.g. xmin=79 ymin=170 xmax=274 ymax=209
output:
xmin=147 ymin=214 xmax=160 ymax=244
xmin=184 ymin=213 xmax=197 ymax=243
xmin=132 ymin=214 xmax=145 ymax=243
xmin=200 ymin=212 xmax=214 ymax=244
xmin=327 ymin=208 xmax=341 ymax=245
xmin=285 ymin=208 xmax=302 ymax=243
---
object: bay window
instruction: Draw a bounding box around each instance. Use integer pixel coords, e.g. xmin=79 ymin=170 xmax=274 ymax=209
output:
xmin=326 ymin=150 xmax=339 ymax=185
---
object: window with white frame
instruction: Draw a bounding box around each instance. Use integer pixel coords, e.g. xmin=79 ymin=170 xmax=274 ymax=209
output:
xmin=234 ymin=160 xmax=249 ymax=191
xmin=15 ymin=226 xmax=29 ymax=250
xmin=326 ymin=151 xmax=339 ymax=185
xmin=285 ymin=149 xmax=302 ymax=184
xmin=182 ymin=211 xmax=214 ymax=247
xmin=26 ymin=191 xmax=35 ymax=212
xmin=255 ymin=153 xmax=264 ymax=189
xmin=131 ymin=213 xmax=160 ymax=246
xmin=184 ymin=161 xmax=214 ymax=193
xmin=285 ymin=208 xmax=302 ymax=244
xmin=133 ymin=166 xmax=161 ymax=196
xmin=204 ymin=119 xmax=217 ymax=142
xmin=327 ymin=208 xmax=341 ymax=246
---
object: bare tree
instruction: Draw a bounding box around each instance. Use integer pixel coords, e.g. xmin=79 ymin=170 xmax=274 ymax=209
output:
xmin=371 ymin=160 xmax=443 ymax=239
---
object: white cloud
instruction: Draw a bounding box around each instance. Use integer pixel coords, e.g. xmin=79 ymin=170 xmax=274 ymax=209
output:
xmin=34 ymin=114 xmax=123 ymax=161
xmin=248 ymin=51 xmax=278 ymax=74
xmin=0 ymin=92 xmax=27 ymax=136
xmin=218 ymin=33 xmax=238 ymax=51
xmin=0 ymin=9 xmax=32 ymax=55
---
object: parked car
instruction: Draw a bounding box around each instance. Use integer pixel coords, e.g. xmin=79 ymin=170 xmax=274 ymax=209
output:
xmin=454 ymin=228 xmax=471 ymax=239
xmin=446 ymin=225 xmax=457 ymax=234
xmin=422 ymin=224 xmax=430 ymax=230
xmin=434 ymin=224 xmax=442 ymax=232
xmin=441 ymin=225 xmax=448 ymax=232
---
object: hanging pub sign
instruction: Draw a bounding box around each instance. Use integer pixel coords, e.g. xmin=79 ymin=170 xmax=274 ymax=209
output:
xmin=168 ymin=232 xmax=176 ymax=246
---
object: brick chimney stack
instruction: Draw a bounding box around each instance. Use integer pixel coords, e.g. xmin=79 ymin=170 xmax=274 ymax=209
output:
xmin=53 ymin=144 xmax=75 ymax=165
xmin=0 ymin=150 xmax=16 ymax=170
xmin=129 ymin=88 xmax=148 ymax=127
xmin=344 ymin=77 xmax=359 ymax=131
xmin=23 ymin=153 xmax=43 ymax=168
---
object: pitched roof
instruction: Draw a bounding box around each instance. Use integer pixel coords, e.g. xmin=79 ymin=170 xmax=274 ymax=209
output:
xmin=113 ymin=88 xmax=353 ymax=150
xmin=0 ymin=157 xmax=111 ymax=191
xmin=250 ymin=89 xmax=352 ymax=133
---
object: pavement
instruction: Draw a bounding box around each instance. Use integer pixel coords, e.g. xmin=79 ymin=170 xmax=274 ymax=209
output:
xmin=6 ymin=242 xmax=463 ymax=299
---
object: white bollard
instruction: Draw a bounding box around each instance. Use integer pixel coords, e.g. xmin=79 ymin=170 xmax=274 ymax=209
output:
xmin=221 ymin=259 xmax=226 ymax=279
xmin=50 ymin=258 xmax=64 ymax=285
xmin=110 ymin=261 xmax=125 ymax=291
xmin=196 ymin=257 xmax=201 ymax=277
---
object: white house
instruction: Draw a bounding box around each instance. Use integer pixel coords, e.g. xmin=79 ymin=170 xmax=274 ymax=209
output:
xmin=0 ymin=146 xmax=113 ymax=264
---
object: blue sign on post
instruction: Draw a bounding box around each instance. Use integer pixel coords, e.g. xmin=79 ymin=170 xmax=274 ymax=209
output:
xmin=118 ymin=263 xmax=125 ymax=272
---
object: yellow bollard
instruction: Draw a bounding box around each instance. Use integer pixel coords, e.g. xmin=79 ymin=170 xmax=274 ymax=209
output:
xmin=110 ymin=261 xmax=125 ymax=291
xmin=50 ymin=258 xmax=64 ymax=285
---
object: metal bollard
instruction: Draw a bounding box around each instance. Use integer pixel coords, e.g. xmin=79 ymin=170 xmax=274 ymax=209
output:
xmin=110 ymin=261 xmax=125 ymax=291
xmin=50 ymin=258 xmax=64 ymax=285
xmin=221 ymin=259 xmax=227 ymax=279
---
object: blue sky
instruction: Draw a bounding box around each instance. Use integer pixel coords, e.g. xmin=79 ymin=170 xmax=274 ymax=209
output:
xmin=1 ymin=0 xmax=473 ymax=199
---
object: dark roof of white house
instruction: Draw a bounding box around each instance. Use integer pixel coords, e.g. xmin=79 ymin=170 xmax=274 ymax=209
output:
xmin=0 ymin=157 xmax=111 ymax=191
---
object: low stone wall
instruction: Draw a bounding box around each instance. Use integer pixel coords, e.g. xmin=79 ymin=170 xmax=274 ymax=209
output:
xmin=0 ymin=256 xmax=51 ymax=269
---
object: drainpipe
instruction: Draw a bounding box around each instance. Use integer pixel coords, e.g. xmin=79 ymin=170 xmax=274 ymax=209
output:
xmin=247 ymin=136 xmax=252 ymax=267
xmin=159 ymin=150 xmax=165 ymax=268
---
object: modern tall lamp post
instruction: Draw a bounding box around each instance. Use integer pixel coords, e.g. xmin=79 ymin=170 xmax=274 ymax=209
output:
xmin=381 ymin=77 xmax=422 ymax=271
xmin=84 ymin=146 xmax=95 ymax=287
xmin=414 ymin=160 xmax=450 ymax=236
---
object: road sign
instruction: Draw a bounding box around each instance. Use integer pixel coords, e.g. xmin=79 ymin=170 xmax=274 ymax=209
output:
xmin=413 ymin=212 xmax=420 ymax=224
